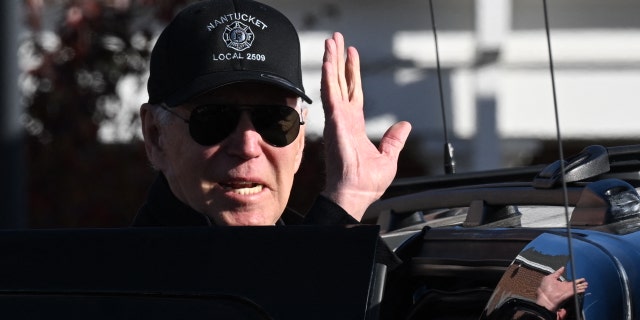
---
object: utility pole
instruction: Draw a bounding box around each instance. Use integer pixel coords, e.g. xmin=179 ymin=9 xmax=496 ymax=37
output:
xmin=0 ymin=1 xmax=26 ymax=228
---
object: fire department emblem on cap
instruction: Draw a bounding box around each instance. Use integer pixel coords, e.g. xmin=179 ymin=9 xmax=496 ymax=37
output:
xmin=223 ymin=21 xmax=254 ymax=51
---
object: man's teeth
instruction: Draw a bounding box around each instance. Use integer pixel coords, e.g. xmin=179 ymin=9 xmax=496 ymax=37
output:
xmin=223 ymin=183 xmax=263 ymax=195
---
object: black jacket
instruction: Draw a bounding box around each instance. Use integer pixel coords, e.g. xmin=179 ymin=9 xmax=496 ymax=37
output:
xmin=131 ymin=173 xmax=401 ymax=268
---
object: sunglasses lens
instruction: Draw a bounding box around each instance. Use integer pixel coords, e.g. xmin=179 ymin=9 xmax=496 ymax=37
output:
xmin=188 ymin=105 xmax=301 ymax=147
xmin=189 ymin=106 xmax=239 ymax=146
xmin=251 ymin=106 xmax=301 ymax=147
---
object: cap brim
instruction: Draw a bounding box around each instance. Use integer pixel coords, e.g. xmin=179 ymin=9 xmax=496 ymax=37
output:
xmin=163 ymin=71 xmax=312 ymax=107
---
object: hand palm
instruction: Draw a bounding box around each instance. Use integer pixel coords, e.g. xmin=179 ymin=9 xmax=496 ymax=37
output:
xmin=320 ymin=32 xmax=411 ymax=220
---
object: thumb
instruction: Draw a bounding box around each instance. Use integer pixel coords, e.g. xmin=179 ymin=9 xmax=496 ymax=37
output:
xmin=379 ymin=121 xmax=412 ymax=156
xmin=552 ymin=266 xmax=566 ymax=279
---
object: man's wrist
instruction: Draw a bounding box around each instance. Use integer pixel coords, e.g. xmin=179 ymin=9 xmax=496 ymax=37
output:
xmin=303 ymin=194 xmax=359 ymax=225
xmin=321 ymin=189 xmax=377 ymax=222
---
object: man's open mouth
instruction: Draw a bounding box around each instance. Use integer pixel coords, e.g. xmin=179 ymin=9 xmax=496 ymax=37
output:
xmin=220 ymin=182 xmax=264 ymax=195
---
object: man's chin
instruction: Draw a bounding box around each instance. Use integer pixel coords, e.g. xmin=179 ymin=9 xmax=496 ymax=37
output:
xmin=213 ymin=211 xmax=277 ymax=226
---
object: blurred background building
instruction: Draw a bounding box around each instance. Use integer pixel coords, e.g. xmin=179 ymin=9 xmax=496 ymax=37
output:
xmin=3 ymin=0 xmax=639 ymax=228
xmin=281 ymin=0 xmax=640 ymax=172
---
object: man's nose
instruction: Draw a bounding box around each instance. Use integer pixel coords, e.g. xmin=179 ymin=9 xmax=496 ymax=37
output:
xmin=225 ymin=112 xmax=263 ymax=158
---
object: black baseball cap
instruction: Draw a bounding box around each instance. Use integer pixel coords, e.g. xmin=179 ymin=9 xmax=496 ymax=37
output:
xmin=148 ymin=0 xmax=312 ymax=107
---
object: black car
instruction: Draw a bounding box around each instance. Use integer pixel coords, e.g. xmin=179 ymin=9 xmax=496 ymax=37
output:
xmin=369 ymin=144 xmax=640 ymax=319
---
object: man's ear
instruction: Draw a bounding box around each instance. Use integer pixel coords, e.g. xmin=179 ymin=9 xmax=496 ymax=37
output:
xmin=140 ymin=103 xmax=164 ymax=169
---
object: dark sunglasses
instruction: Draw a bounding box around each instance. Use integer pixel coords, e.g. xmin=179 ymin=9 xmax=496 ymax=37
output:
xmin=160 ymin=104 xmax=304 ymax=147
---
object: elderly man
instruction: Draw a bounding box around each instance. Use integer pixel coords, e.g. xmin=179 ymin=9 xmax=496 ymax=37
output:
xmin=132 ymin=0 xmax=411 ymax=228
